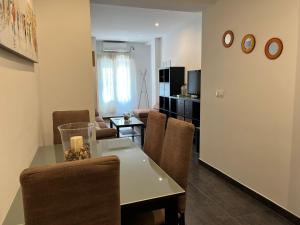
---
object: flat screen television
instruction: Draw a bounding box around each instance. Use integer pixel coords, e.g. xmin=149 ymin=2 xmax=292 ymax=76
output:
xmin=188 ymin=70 xmax=201 ymax=97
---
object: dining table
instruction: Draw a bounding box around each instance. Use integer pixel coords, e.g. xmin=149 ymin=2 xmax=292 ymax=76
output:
xmin=3 ymin=138 xmax=184 ymax=225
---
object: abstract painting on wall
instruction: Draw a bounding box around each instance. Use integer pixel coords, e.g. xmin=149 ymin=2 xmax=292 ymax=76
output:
xmin=0 ymin=0 xmax=38 ymax=62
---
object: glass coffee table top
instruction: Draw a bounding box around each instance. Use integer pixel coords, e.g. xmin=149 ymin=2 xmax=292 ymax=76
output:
xmin=110 ymin=117 xmax=144 ymax=127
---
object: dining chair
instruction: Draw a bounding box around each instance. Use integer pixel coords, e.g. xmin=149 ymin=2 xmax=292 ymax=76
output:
xmin=52 ymin=110 xmax=117 ymax=144
xmin=156 ymin=118 xmax=195 ymax=225
xmin=126 ymin=118 xmax=195 ymax=225
xmin=20 ymin=156 xmax=120 ymax=225
xmin=52 ymin=110 xmax=90 ymax=144
xmin=143 ymin=111 xmax=167 ymax=165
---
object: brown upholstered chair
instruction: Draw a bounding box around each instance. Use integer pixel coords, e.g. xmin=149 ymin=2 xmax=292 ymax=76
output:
xmin=53 ymin=110 xmax=117 ymax=144
xmin=20 ymin=156 xmax=120 ymax=225
xmin=95 ymin=110 xmax=118 ymax=139
xmin=126 ymin=118 xmax=195 ymax=225
xmin=133 ymin=108 xmax=151 ymax=126
xmin=53 ymin=110 xmax=90 ymax=144
xmin=133 ymin=104 xmax=159 ymax=127
xmin=143 ymin=111 xmax=167 ymax=165
xmin=155 ymin=118 xmax=195 ymax=225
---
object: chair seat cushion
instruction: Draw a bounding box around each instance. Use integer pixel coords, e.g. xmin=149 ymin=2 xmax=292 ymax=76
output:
xmin=153 ymin=209 xmax=164 ymax=225
xmin=133 ymin=109 xmax=151 ymax=118
xmin=96 ymin=116 xmax=105 ymax=122
xmin=123 ymin=209 xmax=164 ymax=225
xmin=96 ymin=129 xmax=117 ymax=139
xmin=98 ymin=122 xmax=108 ymax=129
xmin=123 ymin=212 xmax=155 ymax=225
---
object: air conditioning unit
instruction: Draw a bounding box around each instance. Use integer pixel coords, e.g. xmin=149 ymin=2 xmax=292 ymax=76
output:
xmin=102 ymin=42 xmax=130 ymax=53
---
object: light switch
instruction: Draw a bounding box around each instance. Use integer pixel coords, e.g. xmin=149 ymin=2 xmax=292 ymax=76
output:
xmin=216 ymin=89 xmax=225 ymax=98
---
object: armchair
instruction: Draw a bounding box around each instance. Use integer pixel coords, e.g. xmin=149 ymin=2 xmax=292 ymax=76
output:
xmin=95 ymin=113 xmax=117 ymax=139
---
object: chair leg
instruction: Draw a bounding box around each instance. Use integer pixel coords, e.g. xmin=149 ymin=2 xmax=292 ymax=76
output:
xmin=179 ymin=213 xmax=185 ymax=225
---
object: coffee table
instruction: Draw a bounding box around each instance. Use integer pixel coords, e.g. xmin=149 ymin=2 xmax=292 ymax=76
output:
xmin=110 ymin=117 xmax=145 ymax=146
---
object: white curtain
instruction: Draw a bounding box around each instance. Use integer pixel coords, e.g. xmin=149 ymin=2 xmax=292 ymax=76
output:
xmin=97 ymin=53 xmax=137 ymax=117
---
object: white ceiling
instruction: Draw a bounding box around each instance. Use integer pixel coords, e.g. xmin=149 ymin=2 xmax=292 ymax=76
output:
xmin=91 ymin=4 xmax=202 ymax=42
xmin=91 ymin=0 xmax=217 ymax=12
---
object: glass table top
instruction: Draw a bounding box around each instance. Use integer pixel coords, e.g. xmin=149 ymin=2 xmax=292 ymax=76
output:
xmin=3 ymin=138 xmax=184 ymax=225
xmin=110 ymin=117 xmax=144 ymax=127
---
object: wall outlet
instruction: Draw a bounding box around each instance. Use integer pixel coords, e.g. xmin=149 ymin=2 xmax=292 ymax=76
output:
xmin=216 ymin=89 xmax=225 ymax=98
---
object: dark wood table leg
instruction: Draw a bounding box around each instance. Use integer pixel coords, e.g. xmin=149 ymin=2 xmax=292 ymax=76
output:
xmin=141 ymin=125 xmax=144 ymax=147
xmin=165 ymin=197 xmax=179 ymax=225
xmin=117 ymin=127 xmax=120 ymax=138
xmin=132 ymin=126 xmax=135 ymax=142
xmin=196 ymin=129 xmax=200 ymax=153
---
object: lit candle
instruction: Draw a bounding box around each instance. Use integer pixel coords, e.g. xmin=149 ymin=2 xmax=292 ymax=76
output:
xmin=70 ymin=136 xmax=83 ymax=152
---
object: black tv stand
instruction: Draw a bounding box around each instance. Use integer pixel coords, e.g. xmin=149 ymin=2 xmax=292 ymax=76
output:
xmin=168 ymin=95 xmax=200 ymax=127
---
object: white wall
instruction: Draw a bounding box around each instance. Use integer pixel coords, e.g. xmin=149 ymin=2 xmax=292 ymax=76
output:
xmin=1 ymin=0 xmax=95 ymax=221
xmin=35 ymin=0 xmax=95 ymax=145
xmin=150 ymin=38 xmax=161 ymax=106
xmin=91 ymin=37 xmax=99 ymax=110
xmin=132 ymin=43 xmax=152 ymax=108
xmin=201 ymin=0 xmax=299 ymax=215
xmin=0 ymin=50 xmax=40 ymax=223
xmin=161 ymin=15 xmax=202 ymax=81
xmin=289 ymin=4 xmax=300 ymax=216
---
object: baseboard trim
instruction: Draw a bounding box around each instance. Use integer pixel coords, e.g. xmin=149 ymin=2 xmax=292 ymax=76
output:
xmin=198 ymin=159 xmax=300 ymax=225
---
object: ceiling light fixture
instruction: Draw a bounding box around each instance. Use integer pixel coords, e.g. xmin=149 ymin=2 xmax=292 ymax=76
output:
xmin=155 ymin=22 xmax=160 ymax=27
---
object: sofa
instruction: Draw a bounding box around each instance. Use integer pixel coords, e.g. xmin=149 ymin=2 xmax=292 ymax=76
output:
xmin=95 ymin=111 xmax=117 ymax=139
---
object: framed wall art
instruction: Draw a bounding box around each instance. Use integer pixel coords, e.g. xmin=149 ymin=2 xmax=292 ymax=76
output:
xmin=265 ymin=38 xmax=283 ymax=60
xmin=241 ymin=34 xmax=256 ymax=54
xmin=0 ymin=0 xmax=38 ymax=62
xmin=223 ymin=30 xmax=234 ymax=48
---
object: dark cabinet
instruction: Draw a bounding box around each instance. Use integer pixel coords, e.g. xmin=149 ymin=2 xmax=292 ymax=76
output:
xmin=158 ymin=66 xmax=200 ymax=127
xmin=159 ymin=67 xmax=201 ymax=153
xmin=170 ymin=97 xmax=200 ymax=126
xmin=185 ymin=100 xmax=193 ymax=119
xmin=159 ymin=67 xmax=185 ymax=114
xmin=159 ymin=67 xmax=184 ymax=96
xmin=177 ymin=99 xmax=185 ymax=116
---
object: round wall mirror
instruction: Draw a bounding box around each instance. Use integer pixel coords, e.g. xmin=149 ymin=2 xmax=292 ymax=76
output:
xmin=265 ymin=38 xmax=283 ymax=60
xmin=223 ymin=30 xmax=234 ymax=48
xmin=241 ymin=34 xmax=256 ymax=54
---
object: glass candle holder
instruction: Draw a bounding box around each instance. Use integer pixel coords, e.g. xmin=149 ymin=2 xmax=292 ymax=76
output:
xmin=123 ymin=112 xmax=131 ymax=121
xmin=58 ymin=122 xmax=94 ymax=161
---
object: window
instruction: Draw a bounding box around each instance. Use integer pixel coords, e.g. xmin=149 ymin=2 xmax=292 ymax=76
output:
xmin=97 ymin=53 xmax=137 ymax=116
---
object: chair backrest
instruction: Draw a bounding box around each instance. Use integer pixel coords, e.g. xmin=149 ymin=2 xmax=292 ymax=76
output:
xmin=20 ymin=156 xmax=120 ymax=225
xmin=52 ymin=110 xmax=90 ymax=144
xmin=143 ymin=111 xmax=167 ymax=165
xmin=160 ymin=118 xmax=195 ymax=213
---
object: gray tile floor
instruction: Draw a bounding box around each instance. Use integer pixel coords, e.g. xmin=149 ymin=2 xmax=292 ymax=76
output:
xmin=185 ymin=151 xmax=295 ymax=225
xmin=130 ymin=134 xmax=295 ymax=225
